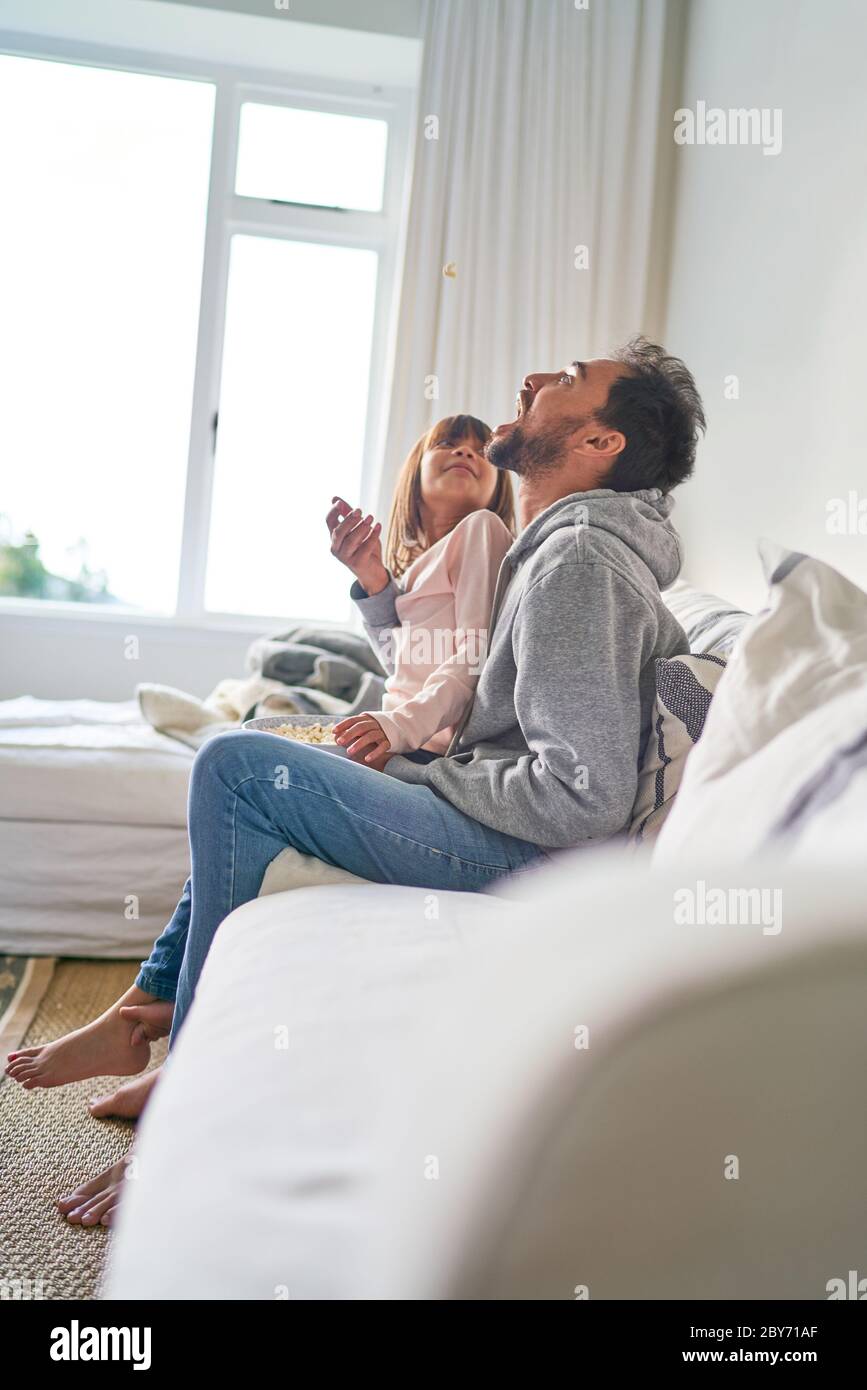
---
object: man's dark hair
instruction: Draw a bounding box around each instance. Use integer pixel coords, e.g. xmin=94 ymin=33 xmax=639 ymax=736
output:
xmin=597 ymin=336 xmax=706 ymax=493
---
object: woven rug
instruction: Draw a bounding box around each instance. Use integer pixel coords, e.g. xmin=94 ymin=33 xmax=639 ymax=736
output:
xmin=0 ymin=955 xmax=56 ymax=1057
xmin=0 ymin=959 xmax=166 ymax=1301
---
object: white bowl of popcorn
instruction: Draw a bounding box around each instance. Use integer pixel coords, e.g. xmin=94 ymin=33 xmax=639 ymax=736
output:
xmin=242 ymin=714 xmax=348 ymax=756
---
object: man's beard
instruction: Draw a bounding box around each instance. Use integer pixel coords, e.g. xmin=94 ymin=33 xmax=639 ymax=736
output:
xmin=486 ymin=418 xmax=580 ymax=476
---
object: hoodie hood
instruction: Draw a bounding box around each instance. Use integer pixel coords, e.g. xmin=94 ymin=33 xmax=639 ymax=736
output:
xmin=508 ymin=487 xmax=683 ymax=590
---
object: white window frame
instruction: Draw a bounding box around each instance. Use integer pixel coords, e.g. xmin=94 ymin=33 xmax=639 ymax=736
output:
xmin=0 ymin=27 xmax=413 ymax=635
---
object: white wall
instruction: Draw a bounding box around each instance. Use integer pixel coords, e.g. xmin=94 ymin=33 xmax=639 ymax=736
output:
xmin=663 ymin=0 xmax=867 ymax=608
xmin=0 ymin=611 xmax=254 ymax=701
xmin=172 ymin=0 xmax=423 ymax=38
xmin=0 ymin=0 xmax=421 ymax=84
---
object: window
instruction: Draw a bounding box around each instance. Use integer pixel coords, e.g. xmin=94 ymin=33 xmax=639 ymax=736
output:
xmin=205 ymin=235 xmax=378 ymax=621
xmin=0 ymin=41 xmax=407 ymax=627
xmin=235 ymin=102 xmax=388 ymax=211
xmin=0 ymin=54 xmax=213 ymax=612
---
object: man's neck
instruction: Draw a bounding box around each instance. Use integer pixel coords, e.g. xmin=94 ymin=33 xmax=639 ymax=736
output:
xmin=517 ymin=471 xmax=588 ymax=529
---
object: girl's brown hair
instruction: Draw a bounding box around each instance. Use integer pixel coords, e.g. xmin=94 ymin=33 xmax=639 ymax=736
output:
xmin=384 ymin=414 xmax=515 ymax=579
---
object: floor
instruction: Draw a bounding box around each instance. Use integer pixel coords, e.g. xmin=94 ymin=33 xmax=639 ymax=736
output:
xmin=0 ymin=959 xmax=166 ymax=1300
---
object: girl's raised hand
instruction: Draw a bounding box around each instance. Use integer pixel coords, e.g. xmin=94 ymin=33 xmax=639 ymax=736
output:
xmin=325 ymin=496 xmax=389 ymax=595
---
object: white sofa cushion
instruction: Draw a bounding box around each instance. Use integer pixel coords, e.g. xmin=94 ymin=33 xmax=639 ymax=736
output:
xmin=662 ymin=577 xmax=749 ymax=655
xmin=654 ymin=544 xmax=867 ymax=865
xmin=107 ymin=882 xmax=509 ymax=1299
xmin=368 ymin=853 xmax=867 ymax=1298
xmin=259 ymin=845 xmax=367 ymax=895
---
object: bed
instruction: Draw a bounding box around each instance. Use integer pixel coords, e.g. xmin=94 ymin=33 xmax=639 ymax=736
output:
xmin=0 ymin=697 xmax=192 ymax=958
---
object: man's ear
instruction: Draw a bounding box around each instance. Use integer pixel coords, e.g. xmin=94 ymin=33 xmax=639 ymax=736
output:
xmin=573 ymin=422 xmax=626 ymax=462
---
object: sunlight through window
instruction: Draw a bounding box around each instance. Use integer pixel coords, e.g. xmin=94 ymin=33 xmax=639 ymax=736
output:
xmin=0 ymin=55 xmax=214 ymax=611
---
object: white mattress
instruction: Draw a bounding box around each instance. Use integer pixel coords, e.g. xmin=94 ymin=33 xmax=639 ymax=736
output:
xmin=0 ymin=697 xmax=192 ymax=825
xmin=0 ymin=697 xmax=193 ymax=957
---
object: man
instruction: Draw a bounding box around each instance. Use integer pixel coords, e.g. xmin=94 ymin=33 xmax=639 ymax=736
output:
xmin=5 ymin=337 xmax=704 ymax=1226
xmin=344 ymin=337 xmax=701 ymax=846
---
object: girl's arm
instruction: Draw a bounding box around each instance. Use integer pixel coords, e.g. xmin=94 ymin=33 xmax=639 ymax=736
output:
xmin=350 ymin=576 xmax=402 ymax=678
xmin=326 ymin=496 xmax=399 ymax=675
xmin=372 ymin=511 xmax=513 ymax=753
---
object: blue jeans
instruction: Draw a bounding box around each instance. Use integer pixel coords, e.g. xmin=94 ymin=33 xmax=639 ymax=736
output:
xmin=136 ymin=730 xmax=546 ymax=1043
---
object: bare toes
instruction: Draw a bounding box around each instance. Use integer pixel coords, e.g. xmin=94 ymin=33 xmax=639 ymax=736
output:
xmin=71 ymin=1195 xmax=102 ymax=1220
xmin=75 ymin=1195 xmax=108 ymax=1224
xmin=5 ymin=1061 xmax=36 ymax=1078
xmin=81 ymin=1195 xmax=115 ymax=1226
xmin=58 ymin=1172 xmax=108 ymax=1207
xmin=57 ymin=1189 xmax=88 ymax=1211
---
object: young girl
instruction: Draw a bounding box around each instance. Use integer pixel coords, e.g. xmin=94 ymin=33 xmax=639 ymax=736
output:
xmin=326 ymin=414 xmax=515 ymax=768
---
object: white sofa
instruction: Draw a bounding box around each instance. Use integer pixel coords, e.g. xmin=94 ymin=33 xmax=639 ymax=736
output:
xmin=106 ymin=855 xmax=867 ymax=1299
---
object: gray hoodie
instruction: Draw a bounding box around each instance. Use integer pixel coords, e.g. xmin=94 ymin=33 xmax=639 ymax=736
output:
xmin=353 ymin=489 xmax=688 ymax=849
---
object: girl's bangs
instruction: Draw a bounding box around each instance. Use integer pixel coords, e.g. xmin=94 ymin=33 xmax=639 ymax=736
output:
xmin=425 ymin=414 xmax=491 ymax=452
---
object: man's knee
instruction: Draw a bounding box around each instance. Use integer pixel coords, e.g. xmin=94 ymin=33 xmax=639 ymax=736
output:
xmin=192 ymin=729 xmax=367 ymax=813
xmin=189 ymin=729 xmax=250 ymax=793
xmin=191 ymin=728 xmax=320 ymax=790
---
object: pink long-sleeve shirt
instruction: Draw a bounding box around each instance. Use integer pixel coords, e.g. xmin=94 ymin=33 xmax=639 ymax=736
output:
xmin=374 ymin=509 xmax=514 ymax=755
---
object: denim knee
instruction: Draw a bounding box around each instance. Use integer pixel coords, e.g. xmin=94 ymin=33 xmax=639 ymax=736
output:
xmin=189 ymin=728 xmax=249 ymax=793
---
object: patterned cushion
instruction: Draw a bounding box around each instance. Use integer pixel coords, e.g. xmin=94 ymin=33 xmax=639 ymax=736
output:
xmin=629 ymin=653 xmax=728 ymax=845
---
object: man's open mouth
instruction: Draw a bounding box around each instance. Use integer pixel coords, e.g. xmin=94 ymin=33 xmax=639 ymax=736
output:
xmin=493 ymin=390 xmax=529 ymax=435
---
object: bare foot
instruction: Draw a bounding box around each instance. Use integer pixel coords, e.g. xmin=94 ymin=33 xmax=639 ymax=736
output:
xmin=4 ymin=985 xmax=169 ymax=1090
xmin=56 ymin=1154 xmax=133 ymax=1228
xmin=119 ymin=1001 xmax=174 ymax=1046
xmin=89 ymin=1065 xmax=162 ymax=1120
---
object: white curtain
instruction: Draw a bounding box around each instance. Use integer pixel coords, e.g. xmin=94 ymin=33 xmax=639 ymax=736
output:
xmin=377 ymin=0 xmax=683 ymax=512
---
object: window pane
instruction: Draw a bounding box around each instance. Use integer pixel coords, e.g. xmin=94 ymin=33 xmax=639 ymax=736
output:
xmin=0 ymin=56 xmax=213 ymax=611
xmin=235 ymin=103 xmax=387 ymax=211
xmin=205 ymin=235 xmax=378 ymax=621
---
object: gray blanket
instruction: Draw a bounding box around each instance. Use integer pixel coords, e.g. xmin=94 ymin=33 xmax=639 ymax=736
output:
xmin=138 ymin=625 xmax=387 ymax=750
xmin=246 ymin=625 xmax=387 ymax=714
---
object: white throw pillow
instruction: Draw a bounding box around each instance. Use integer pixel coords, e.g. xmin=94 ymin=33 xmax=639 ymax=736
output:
xmin=654 ymin=543 xmax=867 ymax=864
xmin=259 ymin=845 xmax=367 ymax=896
xmin=662 ymin=578 xmax=749 ymax=655
xmin=629 ymin=653 xmax=727 ymax=845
